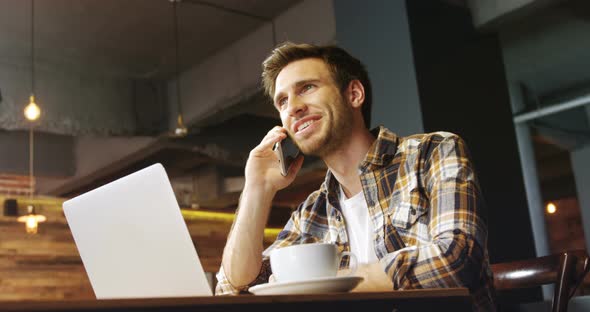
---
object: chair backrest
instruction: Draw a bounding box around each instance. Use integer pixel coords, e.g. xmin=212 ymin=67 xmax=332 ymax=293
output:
xmin=491 ymin=250 xmax=589 ymax=312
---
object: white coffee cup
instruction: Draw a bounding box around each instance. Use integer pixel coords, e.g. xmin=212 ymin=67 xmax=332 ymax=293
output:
xmin=269 ymin=243 xmax=357 ymax=283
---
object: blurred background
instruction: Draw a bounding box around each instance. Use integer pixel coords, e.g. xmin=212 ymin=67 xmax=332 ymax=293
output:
xmin=0 ymin=0 xmax=589 ymax=308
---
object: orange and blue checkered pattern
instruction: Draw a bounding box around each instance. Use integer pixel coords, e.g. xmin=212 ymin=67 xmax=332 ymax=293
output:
xmin=216 ymin=127 xmax=495 ymax=311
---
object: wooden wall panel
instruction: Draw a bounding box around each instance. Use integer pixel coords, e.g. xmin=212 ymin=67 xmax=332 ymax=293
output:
xmin=0 ymin=197 xmax=276 ymax=301
xmin=0 ymin=211 xmax=95 ymax=301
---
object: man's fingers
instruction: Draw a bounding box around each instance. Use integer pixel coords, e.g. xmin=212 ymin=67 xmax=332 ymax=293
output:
xmin=266 ymin=125 xmax=286 ymax=134
xmin=255 ymin=131 xmax=286 ymax=153
xmin=263 ymin=126 xmax=287 ymax=144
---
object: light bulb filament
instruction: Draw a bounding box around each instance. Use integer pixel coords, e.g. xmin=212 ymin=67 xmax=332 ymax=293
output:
xmin=24 ymin=95 xmax=41 ymax=121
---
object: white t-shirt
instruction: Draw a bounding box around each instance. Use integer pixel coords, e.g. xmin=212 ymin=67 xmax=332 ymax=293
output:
xmin=339 ymin=186 xmax=379 ymax=264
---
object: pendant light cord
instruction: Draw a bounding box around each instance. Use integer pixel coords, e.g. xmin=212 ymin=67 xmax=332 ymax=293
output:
xmin=29 ymin=125 xmax=34 ymax=200
xmin=31 ymin=0 xmax=35 ymax=95
xmin=29 ymin=0 xmax=35 ymax=201
xmin=172 ymin=1 xmax=182 ymax=118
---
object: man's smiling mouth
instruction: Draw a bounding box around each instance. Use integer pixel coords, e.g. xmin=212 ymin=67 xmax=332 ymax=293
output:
xmin=293 ymin=115 xmax=322 ymax=135
xmin=297 ymin=120 xmax=315 ymax=133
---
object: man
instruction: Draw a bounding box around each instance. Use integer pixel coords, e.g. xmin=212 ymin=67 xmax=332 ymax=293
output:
xmin=216 ymin=42 xmax=495 ymax=311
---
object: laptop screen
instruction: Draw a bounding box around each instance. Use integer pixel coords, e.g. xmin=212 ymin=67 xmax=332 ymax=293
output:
xmin=63 ymin=163 xmax=213 ymax=299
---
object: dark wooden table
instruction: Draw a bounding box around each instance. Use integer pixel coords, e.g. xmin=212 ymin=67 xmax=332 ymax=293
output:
xmin=0 ymin=288 xmax=472 ymax=312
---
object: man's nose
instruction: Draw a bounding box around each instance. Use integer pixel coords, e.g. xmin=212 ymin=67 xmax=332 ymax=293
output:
xmin=286 ymin=97 xmax=307 ymax=117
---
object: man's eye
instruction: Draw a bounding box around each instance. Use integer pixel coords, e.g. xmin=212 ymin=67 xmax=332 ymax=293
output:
xmin=302 ymin=84 xmax=314 ymax=92
xmin=278 ymin=98 xmax=288 ymax=107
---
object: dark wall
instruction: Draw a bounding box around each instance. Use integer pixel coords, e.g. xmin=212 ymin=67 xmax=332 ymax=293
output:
xmin=405 ymin=0 xmax=540 ymax=302
xmin=0 ymin=130 xmax=75 ymax=177
xmin=333 ymin=0 xmax=424 ymax=136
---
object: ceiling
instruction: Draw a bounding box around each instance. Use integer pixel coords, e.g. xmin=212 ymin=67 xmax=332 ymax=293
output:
xmin=0 ymin=0 xmax=305 ymax=200
xmin=0 ymin=0 xmax=300 ymax=80
xmin=0 ymin=0 xmax=583 ymax=209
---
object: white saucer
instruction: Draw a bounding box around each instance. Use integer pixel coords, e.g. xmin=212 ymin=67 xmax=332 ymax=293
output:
xmin=249 ymin=276 xmax=363 ymax=295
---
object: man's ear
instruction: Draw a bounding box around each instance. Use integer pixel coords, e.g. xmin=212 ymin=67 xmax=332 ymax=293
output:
xmin=346 ymin=80 xmax=365 ymax=109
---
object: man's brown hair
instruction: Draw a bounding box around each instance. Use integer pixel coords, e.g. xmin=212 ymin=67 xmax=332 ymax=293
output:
xmin=261 ymin=42 xmax=372 ymax=128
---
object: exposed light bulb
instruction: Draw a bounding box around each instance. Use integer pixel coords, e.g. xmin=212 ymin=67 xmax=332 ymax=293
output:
xmin=24 ymin=95 xmax=41 ymax=121
xmin=546 ymin=202 xmax=557 ymax=214
xmin=174 ymin=127 xmax=188 ymax=136
xmin=25 ymin=215 xmax=39 ymax=234
xmin=174 ymin=114 xmax=188 ymax=137
xmin=17 ymin=205 xmax=46 ymax=234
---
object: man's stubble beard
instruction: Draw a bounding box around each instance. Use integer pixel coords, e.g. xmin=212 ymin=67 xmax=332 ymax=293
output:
xmin=296 ymin=95 xmax=354 ymax=158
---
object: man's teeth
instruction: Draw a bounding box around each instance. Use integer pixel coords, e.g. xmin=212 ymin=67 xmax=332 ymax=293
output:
xmin=298 ymin=120 xmax=315 ymax=132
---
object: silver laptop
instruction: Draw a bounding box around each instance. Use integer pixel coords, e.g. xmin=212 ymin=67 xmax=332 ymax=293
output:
xmin=63 ymin=163 xmax=213 ymax=299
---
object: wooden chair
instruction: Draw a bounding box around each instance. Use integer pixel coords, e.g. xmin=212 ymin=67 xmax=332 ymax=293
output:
xmin=491 ymin=250 xmax=590 ymax=312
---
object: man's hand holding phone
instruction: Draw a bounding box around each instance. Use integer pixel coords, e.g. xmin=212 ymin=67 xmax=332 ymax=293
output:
xmin=273 ymin=134 xmax=301 ymax=177
xmin=223 ymin=127 xmax=303 ymax=287
xmin=245 ymin=126 xmax=304 ymax=194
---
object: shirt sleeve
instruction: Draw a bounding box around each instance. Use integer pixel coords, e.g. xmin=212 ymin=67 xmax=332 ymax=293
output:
xmin=379 ymin=134 xmax=489 ymax=291
xmin=215 ymin=201 xmax=309 ymax=295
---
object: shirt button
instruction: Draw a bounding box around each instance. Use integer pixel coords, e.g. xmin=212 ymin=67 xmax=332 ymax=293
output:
xmin=453 ymin=229 xmax=461 ymax=235
xmin=410 ymin=208 xmax=416 ymax=215
xmin=336 ymin=215 xmax=341 ymax=222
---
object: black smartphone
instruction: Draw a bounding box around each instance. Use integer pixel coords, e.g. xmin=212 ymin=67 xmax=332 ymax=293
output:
xmin=273 ymin=135 xmax=301 ymax=176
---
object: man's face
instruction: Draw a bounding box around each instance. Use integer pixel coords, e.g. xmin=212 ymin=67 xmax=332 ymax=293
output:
xmin=273 ymin=58 xmax=353 ymax=157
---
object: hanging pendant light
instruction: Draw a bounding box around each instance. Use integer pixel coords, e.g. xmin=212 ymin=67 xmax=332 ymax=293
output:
xmin=24 ymin=95 xmax=41 ymax=121
xmin=163 ymin=0 xmax=278 ymax=139
xmin=17 ymin=205 xmax=46 ymax=234
xmin=175 ymin=114 xmax=188 ymax=136
xmin=24 ymin=0 xmax=41 ymax=121
xmin=20 ymin=0 xmax=46 ymax=234
xmin=172 ymin=0 xmax=187 ymax=137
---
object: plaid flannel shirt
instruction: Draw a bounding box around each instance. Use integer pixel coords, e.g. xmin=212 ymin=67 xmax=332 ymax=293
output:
xmin=216 ymin=127 xmax=496 ymax=311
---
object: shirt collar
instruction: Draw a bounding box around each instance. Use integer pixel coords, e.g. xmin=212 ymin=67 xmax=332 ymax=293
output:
xmin=319 ymin=170 xmax=341 ymax=210
xmin=318 ymin=126 xmax=399 ymax=199
xmin=359 ymin=126 xmax=399 ymax=171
